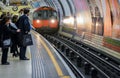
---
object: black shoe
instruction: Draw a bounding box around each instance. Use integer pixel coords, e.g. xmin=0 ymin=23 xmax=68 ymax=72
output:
xmin=13 ymin=53 xmax=19 ymax=57
xmin=13 ymin=53 xmax=16 ymax=57
xmin=20 ymin=58 xmax=29 ymax=60
xmin=2 ymin=62 xmax=10 ymax=65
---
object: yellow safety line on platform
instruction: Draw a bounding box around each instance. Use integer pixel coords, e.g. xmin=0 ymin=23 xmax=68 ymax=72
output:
xmin=61 ymin=76 xmax=70 ymax=78
xmin=40 ymin=38 xmax=70 ymax=78
xmin=40 ymin=38 xmax=63 ymax=76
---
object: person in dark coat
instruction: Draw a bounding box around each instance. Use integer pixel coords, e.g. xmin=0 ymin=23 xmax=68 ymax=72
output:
xmin=0 ymin=16 xmax=20 ymax=65
xmin=16 ymin=8 xmax=31 ymax=60
xmin=10 ymin=15 xmax=19 ymax=57
xmin=0 ymin=13 xmax=7 ymax=47
xmin=0 ymin=21 xmax=2 ymax=47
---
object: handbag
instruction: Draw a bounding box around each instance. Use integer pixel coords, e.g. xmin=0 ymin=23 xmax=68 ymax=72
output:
xmin=22 ymin=34 xmax=33 ymax=46
xmin=3 ymin=39 xmax=12 ymax=48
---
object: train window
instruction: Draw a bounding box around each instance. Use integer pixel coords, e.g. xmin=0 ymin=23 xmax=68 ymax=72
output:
xmin=33 ymin=11 xmax=43 ymax=19
xmin=33 ymin=10 xmax=57 ymax=19
xmin=48 ymin=10 xmax=57 ymax=19
xmin=48 ymin=11 xmax=52 ymax=17
xmin=52 ymin=11 xmax=57 ymax=19
xmin=53 ymin=11 xmax=57 ymax=16
xmin=43 ymin=10 xmax=49 ymax=19
xmin=33 ymin=12 xmax=37 ymax=19
xmin=38 ymin=12 xmax=42 ymax=17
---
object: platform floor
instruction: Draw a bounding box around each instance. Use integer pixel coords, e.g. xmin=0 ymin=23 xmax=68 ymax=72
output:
xmin=31 ymin=31 xmax=75 ymax=78
xmin=0 ymin=48 xmax=31 ymax=78
xmin=0 ymin=31 xmax=75 ymax=78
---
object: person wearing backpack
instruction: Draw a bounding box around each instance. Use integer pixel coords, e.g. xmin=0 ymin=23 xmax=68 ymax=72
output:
xmin=16 ymin=8 xmax=31 ymax=60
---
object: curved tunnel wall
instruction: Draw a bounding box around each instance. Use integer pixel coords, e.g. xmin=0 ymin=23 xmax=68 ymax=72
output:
xmin=60 ymin=0 xmax=71 ymax=16
xmin=31 ymin=0 xmax=120 ymax=39
xmin=58 ymin=0 xmax=120 ymax=39
xmin=68 ymin=0 xmax=76 ymax=15
xmin=57 ymin=0 xmax=120 ymax=52
xmin=30 ymin=0 xmax=120 ymax=52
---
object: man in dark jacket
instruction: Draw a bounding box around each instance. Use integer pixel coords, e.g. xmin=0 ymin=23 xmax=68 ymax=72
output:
xmin=16 ymin=8 xmax=31 ymax=60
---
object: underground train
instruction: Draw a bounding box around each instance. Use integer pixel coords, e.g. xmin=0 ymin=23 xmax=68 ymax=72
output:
xmin=32 ymin=6 xmax=59 ymax=34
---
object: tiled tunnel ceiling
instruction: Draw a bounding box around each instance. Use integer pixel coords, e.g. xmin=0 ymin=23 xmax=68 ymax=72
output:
xmin=0 ymin=0 xmax=75 ymax=22
xmin=31 ymin=0 xmax=76 ymax=21
xmin=0 ymin=0 xmax=75 ymax=20
xmin=7 ymin=0 xmax=75 ymax=16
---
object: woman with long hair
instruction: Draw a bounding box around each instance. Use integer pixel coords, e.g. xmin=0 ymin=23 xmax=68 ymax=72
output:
xmin=0 ymin=16 xmax=20 ymax=65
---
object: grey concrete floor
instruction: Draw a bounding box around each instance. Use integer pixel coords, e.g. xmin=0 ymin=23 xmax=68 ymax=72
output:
xmin=0 ymin=48 xmax=32 ymax=78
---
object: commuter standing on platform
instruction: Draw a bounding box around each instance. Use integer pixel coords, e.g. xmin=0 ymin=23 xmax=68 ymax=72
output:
xmin=16 ymin=8 xmax=31 ymax=60
xmin=10 ymin=15 xmax=19 ymax=57
xmin=0 ymin=16 xmax=20 ymax=65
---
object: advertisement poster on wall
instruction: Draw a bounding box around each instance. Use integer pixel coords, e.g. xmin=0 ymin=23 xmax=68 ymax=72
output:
xmin=87 ymin=0 xmax=104 ymax=36
xmin=9 ymin=0 xmax=28 ymax=6
xmin=109 ymin=0 xmax=120 ymax=39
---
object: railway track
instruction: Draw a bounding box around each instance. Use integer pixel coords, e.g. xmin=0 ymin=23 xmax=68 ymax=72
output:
xmin=44 ymin=34 xmax=120 ymax=78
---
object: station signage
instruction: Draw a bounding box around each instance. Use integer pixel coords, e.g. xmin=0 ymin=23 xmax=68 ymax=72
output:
xmin=9 ymin=0 xmax=28 ymax=6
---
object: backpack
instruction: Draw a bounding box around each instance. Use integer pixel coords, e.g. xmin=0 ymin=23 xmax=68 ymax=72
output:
xmin=16 ymin=15 xmax=30 ymax=33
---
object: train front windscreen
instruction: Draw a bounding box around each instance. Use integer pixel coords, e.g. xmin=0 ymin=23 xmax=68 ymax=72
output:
xmin=33 ymin=10 xmax=57 ymax=20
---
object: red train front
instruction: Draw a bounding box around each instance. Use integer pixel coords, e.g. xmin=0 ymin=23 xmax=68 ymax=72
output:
xmin=32 ymin=6 xmax=59 ymax=34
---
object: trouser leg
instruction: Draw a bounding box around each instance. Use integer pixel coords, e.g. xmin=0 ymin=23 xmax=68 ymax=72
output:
xmin=20 ymin=46 xmax=27 ymax=59
xmin=1 ymin=48 xmax=9 ymax=64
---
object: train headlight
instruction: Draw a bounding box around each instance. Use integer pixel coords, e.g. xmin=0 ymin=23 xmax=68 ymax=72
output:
xmin=50 ymin=19 xmax=55 ymax=23
xmin=36 ymin=20 xmax=40 ymax=23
